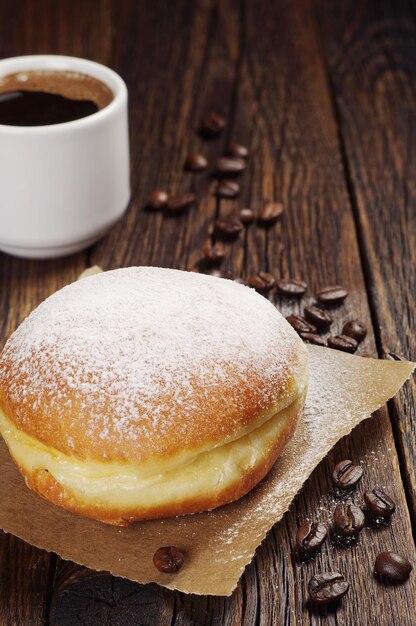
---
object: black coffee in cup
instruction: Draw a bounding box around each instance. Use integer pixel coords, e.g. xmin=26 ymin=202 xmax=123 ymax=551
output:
xmin=0 ymin=70 xmax=113 ymax=126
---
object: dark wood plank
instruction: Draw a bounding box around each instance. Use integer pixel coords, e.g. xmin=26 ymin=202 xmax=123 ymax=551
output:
xmin=316 ymin=0 xmax=416 ymax=525
xmin=51 ymin=1 xmax=416 ymax=625
xmin=0 ymin=0 xmax=115 ymax=622
xmin=0 ymin=255 xmax=87 ymax=625
xmin=0 ymin=0 xmax=114 ymax=63
xmin=89 ymin=0 xmax=229 ymax=272
xmin=0 ymin=535 xmax=53 ymax=626
xmin=234 ymin=2 xmax=416 ymax=625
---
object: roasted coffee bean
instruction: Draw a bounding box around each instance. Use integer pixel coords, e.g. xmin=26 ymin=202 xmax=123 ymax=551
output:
xmin=332 ymin=460 xmax=363 ymax=489
xmin=342 ymin=319 xmax=367 ymax=342
xmin=153 ymin=546 xmax=184 ymax=573
xmin=184 ymin=152 xmax=208 ymax=172
xmin=315 ymin=285 xmax=348 ymax=304
xmin=215 ymin=156 xmax=246 ymax=176
xmin=166 ymin=192 xmax=196 ymax=213
xmin=215 ymin=215 xmax=243 ymax=236
xmin=247 ymin=272 xmax=275 ymax=293
xmin=258 ymin=201 xmax=284 ymax=224
xmin=308 ymin=572 xmax=349 ymax=604
xmin=147 ymin=189 xmax=168 ymax=210
xmin=234 ymin=208 xmax=256 ymax=224
xmin=374 ymin=552 xmax=412 ymax=582
xmin=333 ymin=503 xmax=365 ymax=536
xmin=327 ymin=335 xmax=358 ymax=353
xmin=276 ymin=279 xmax=307 ymax=298
xmin=304 ymin=305 xmax=333 ymax=328
xmin=296 ymin=520 xmax=327 ymax=554
xmin=213 ymin=180 xmax=240 ymax=199
xmin=300 ymin=332 xmax=326 ymax=346
xmin=286 ymin=315 xmax=316 ymax=334
xmin=364 ymin=489 xmax=396 ymax=518
xmin=225 ymin=142 xmax=249 ymax=159
xmin=202 ymin=242 xmax=226 ymax=263
xmin=200 ymin=112 xmax=226 ymax=137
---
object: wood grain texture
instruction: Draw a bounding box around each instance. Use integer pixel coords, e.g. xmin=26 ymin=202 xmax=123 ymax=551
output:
xmin=316 ymin=0 xmax=416 ymax=526
xmin=0 ymin=0 xmax=114 ymax=622
xmin=0 ymin=256 xmax=87 ymax=624
xmin=230 ymin=2 xmax=416 ymax=625
xmin=0 ymin=0 xmax=414 ymax=624
xmin=0 ymin=535 xmax=53 ymax=626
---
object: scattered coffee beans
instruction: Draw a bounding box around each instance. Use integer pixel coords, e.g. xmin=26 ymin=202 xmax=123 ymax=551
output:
xmin=225 ymin=142 xmax=249 ymax=159
xmin=374 ymin=552 xmax=412 ymax=583
xmin=327 ymin=335 xmax=358 ymax=353
xmin=202 ymin=242 xmax=226 ymax=263
xmin=215 ymin=215 xmax=243 ymax=236
xmin=153 ymin=546 xmax=184 ymax=573
xmin=234 ymin=208 xmax=256 ymax=224
xmin=258 ymin=201 xmax=284 ymax=224
xmin=286 ymin=315 xmax=316 ymax=334
xmin=213 ymin=180 xmax=240 ymax=199
xmin=308 ymin=572 xmax=349 ymax=604
xmin=299 ymin=332 xmax=326 ymax=346
xmin=304 ymin=305 xmax=333 ymax=328
xmin=247 ymin=272 xmax=275 ymax=293
xmin=143 ymin=125 xmax=410 ymax=607
xmin=315 ymin=285 xmax=348 ymax=304
xmin=147 ymin=189 xmax=168 ymax=210
xmin=332 ymin=460 xmax=363 ymax=489
xmin=166 ymin=192 xmax=196 ymax=213
xmin=333 ymin=503 xmax=365 ymax=536
xmin=276 ymin=279 xmax=307 ymax=298
xmin=364 ymin=489 xmax=396 ymax=518
xmin=215 ymin=156 xmax=246 ymax=176
xmin=342 ymin=319 xmax=367 ymax=342
xmin=200 ymin=112 xmax=226 ymax=137
xmin=184 ymin=152 xmax=208 ymax=172
xmin=296 ymin=521 xmax=327 ymax=554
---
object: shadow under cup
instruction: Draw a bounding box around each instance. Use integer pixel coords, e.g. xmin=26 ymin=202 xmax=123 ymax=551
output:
xmin=0 ymin=55 xmax=130 ymax=259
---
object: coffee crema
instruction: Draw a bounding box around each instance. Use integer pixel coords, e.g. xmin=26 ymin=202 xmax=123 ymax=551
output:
xmin=0 ymin=70 xmax=113 ymax=126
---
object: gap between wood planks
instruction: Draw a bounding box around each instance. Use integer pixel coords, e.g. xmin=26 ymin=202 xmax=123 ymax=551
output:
xmin=310 ymin=0 xmax=416 ymax=540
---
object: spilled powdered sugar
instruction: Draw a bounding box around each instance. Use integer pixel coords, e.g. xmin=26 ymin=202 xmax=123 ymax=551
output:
xmin=0 ymin=267 xmax=304 ymax=460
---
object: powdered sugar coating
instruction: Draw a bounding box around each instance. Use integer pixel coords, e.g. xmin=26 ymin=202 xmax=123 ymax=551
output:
xmin=0 ymin=267 xmax=307 ymax=462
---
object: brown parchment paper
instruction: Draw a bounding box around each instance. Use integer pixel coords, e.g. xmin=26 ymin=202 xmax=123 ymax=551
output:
xmin=0 ymin=267 xmax=414 ymax=596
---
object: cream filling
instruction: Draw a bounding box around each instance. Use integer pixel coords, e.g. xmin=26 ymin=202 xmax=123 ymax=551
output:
xmin=0 ymin=395 xmax=303 ymax=511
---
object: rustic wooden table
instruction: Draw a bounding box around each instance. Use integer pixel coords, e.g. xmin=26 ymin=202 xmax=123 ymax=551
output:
xmin=0 ymin=1 xmax=415 ymax=624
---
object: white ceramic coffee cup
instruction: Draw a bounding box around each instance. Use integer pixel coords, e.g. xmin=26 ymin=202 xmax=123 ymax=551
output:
xmin=0 ymin=55 xmax=130 ymax=259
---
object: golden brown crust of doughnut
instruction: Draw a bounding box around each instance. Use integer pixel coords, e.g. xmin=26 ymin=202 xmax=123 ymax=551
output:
xmin=0 ymin=360 xmax=301 ymax=463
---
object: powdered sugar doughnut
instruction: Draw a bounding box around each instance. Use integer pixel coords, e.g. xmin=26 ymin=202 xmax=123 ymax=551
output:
xmin=0 ymin=267 xmax=308 ymax=525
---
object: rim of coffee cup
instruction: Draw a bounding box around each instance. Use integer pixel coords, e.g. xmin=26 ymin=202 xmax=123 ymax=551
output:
xmin=0 ymin=54 xmax=127 ymax=133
